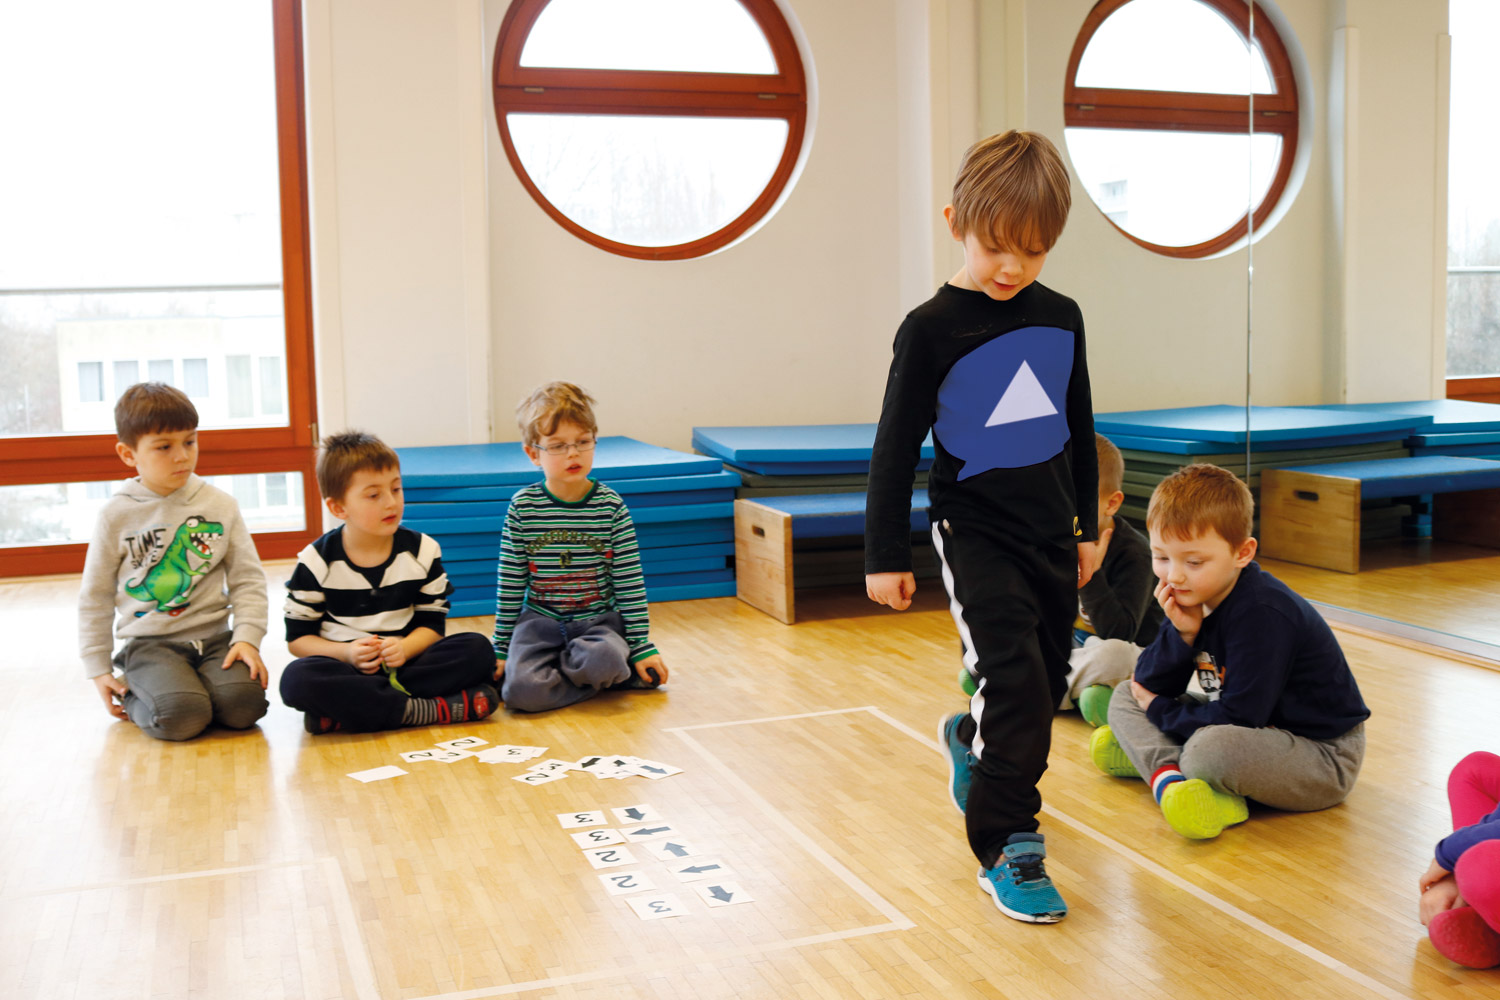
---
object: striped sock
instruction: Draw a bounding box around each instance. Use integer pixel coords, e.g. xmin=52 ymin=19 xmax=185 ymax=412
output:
xmin=402 ymin=696 xmax=443 ymax=726
xmin=1151 ymin=765 xmax=1185 ymax=803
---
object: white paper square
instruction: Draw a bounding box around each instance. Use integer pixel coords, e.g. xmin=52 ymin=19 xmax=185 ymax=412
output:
xmin=513 ymin=770 xmax=567 ymax=785
xmin=694 ymin=881 xmax=754 ymax=907
xmin=347 ymin=765 xmax=406 ymax=783
xmin=626 ymin=893 xmax=688 ymax=920
xmin=527 ymin=758 xmax=578 ymax=774
xmin=611 ymin=804 xmax=663 ymax=824
xmin=435 ymin=736 xmax=488 ymax=752
xmin=667 ymin=858 xmax=730 ymax=882
xmin=557 ymin=810 xmax=606 ymax=829
xmin=570 ymin=828 xmax=624 ymax=849
xmin=432 ymin=749 xmax=475 ymax=763
xmin=399 ymin=749 xmax=450 ymax=763
xmin=583 ymin=846 xmax=638 ymax=869
xmin=598 ymin=871 xmax=657 ymax=896
xmin=626 ymin=759 xmax=683 ymax=780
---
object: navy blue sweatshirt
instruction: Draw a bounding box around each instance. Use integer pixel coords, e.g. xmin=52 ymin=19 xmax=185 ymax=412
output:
xmin=1136 ymin=562 xmax=1370 ymax=741
xmin=1079 ymin=514 xmax=1163 ymax=646
xmin=866 ymin=281 xmax=1097 ymax=573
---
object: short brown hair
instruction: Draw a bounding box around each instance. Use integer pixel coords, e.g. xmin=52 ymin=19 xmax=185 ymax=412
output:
xmin=1096 ymin=433 xmax=1124 ymax=498
xmin=515 ymin=381 xmax=598 ymax=447
xmin=317 ymin=430 xmax=400 ymax=501
xmin=949 ymin=130 xmax=1072 ymax=251
xmin=1147 ymin=464 xmax=1254 ymax=547
xmin=115 ymin=382 xmax=198 ymax=447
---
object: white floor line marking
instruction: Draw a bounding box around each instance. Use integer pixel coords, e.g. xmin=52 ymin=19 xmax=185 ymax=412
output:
xmin=671 ymin=727 xmax=916 ymax=930
xmin=6 ymin=858 xmax=320 ymax=898
xmin=406 ymin=923 xmax=909 ymax=1000
xmin=320 ymin=856 xmax=382 ymax=1000
xmin=665 ymin=705 xmax=877 ymax=733
xmin=860 ymin=706 xmax=1414 ymax=1000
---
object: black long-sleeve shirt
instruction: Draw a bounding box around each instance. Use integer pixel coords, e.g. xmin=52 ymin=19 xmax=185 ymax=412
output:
xmin=1136 ymin=561 xmax=1370 ymax=741
xmin=1079 ymin=514 xmax=1164 ymax=646
xmin=866 ymin=281 xmax=1097 ymax=573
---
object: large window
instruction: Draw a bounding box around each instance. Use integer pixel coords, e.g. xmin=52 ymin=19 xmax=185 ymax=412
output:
xmin=493 ymin=0 xmax=809 ymax=260
xmin=1062 ymin=0 xmax=1300 ymax=258
xmin=1448 ymin=0 xmax=1500 ymax=384
xmin=0 ymin=0 xmax=317 ymax=576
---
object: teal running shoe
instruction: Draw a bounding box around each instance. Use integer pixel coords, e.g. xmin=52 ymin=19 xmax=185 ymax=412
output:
xmin=978 ymin=834 xmax=1068 ymax=924
xmin=937 ymin=712 xmax=972 ymax=814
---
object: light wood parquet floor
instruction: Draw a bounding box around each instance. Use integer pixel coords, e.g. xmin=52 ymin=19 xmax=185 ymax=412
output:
xmin=1 ymin=560 xmax=1497 ymax=999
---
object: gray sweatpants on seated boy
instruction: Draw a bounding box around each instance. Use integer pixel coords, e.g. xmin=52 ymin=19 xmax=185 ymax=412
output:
xmin=1106 ymin=681 xmax=1365 ymax=811
xmin=113 ymin=630 xmax=269 ymax=741
xmin=502 ymin=609 xmax=632 ymax=713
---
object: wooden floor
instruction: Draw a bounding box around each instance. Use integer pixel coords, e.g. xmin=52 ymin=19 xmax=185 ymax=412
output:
xmin=3 ymin=562 xmax=1498 ymax=999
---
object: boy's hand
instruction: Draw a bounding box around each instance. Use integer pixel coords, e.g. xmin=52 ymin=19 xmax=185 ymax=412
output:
xmin=1077 ymin=537 xmax=1105 ymax=588
xmin=494 ymin=658 xmax=506 ymax=682
xmin=378 ymin=636 xmax=407 ymax=669
xmin=92 ymin=673 xmax=131 ymax=720
xmin=1155 ymin=578 xmax=1203 ymax=645
xmin=1420 ymin=874 xmax=1462 ymax=926
xmin=866 ymin=572 xmax=916 ymax=611
xmin=222 ymin=642 xmax=269 ymax=688
xmin=349 ymin=636 xmax=384 ymax=674
xmin=1419 ymin=857 xmax=1452 ymax=893
xmin=634 ymin=653 xmax=668 ymax=686
xmin=1129 ymin=678 xmax=1159 ymax=711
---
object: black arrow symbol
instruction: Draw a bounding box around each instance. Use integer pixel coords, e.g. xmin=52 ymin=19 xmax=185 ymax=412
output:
xmin=638 ymin=765 xmax=668 ymax=775
xmin=578 ymin=757 xmax=602 ymax=768
xmin=680 ymin=864 xmax=722 ymax=874
xmin=660 ymin=842 xmax=689 ymax=857
xmin=707 ymin=885 xmax=734 ymax=902
xmin=624 ymin=808 xmax=645 ymax=820
xmin=630 ymin=826 xmax=669 ymax=837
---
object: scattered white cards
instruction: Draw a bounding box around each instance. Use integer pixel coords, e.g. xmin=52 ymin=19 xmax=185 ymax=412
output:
xmin=478 ymin=745 xmax=548 ymax=763
xmin=435 ymin=736 xmax=488 ymax=752
xmin=599 ymin=870 xmax=657 ymax=896
xmin=399 ymin=748 xmax=472 ymax=764
xmin=643 ymin=839 xmax=702 ymax=861
xmin=514 ymin=770 xmax=567 ymax=786
xmin=694 ymin=881 xmax=753 ymax=907
xmin=583 ymin=846 xmax=638 ymax=869
xmin=571 ymin=828 xmax=624 ymax=849
xmin=612 ymin=804 xmax=662 ymax=824
xmin=626 ymin=893 xmax=687 ymax=920
xmin=347 ymin=765 xmax=406 ymax=783
xmin=557 ymin=810 xmax=606 ymax=829
xmin=668 ymin=858 xmax=730 ymax=883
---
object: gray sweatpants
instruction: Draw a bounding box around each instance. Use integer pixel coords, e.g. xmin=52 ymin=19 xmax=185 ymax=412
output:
xmin=1058 ymin=637 xmax=1141 ymax=710
xmin=1106 ymin=681 xmax=1365 ymax=811
xmin=501 ymin=609 xmax=632 ymax=713
xmin=114 ymin=630 xmax=269 ymax=741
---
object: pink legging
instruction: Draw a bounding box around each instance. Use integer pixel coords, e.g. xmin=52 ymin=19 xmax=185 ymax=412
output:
xmin=1449 ymin=751 xmax=1500 ymax=931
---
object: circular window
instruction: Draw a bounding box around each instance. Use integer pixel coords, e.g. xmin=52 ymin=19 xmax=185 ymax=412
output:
xmin=493 ymin=0 xmax=809 ymax=260
xmin=1063 ymin=0 xmax=1300 ymax=258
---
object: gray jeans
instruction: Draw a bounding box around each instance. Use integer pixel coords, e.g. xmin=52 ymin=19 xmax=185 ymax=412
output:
xmin=501 ymin=609 xmax=631 ymax=713
xmin=114 ymin=630 xmax=269 ymax=741
xmin=1106 ymin=681 xmax=1365 ymax=811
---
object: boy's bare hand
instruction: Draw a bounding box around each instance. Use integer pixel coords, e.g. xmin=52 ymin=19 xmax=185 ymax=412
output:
xmin=349 ymin=636 xmax=384 ymax=674
xmin=1077 ymin=536 xmax=1105 ymax=588
xmin=1420 ymin=875 xmax=1462 ymax=926
xmin=222 ymin=641 xmax=269 ymax=688
xmin=378 ymin=636 xmax=407 ymax=669
xmin=494 ymin=658 xmax=506 ymax=682
xmin=1154 ymin=578 xmax=1203 ymax=644
xmin=1129 ymin=678 xmax=1158 ymax=711
xmin=634 ymin=653 xmax=667 ymax=686
xmin=1419 ymin=857 xmax=1451 ymax=893
xmin=92 ymin=673 xmax=131 ymax=720
xmin=866 ymin=572 xmax=916 ymax=610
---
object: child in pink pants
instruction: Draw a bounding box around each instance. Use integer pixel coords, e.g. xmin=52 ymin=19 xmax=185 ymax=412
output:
xmin=1421 ymin=751 xmax=1500 ymax=968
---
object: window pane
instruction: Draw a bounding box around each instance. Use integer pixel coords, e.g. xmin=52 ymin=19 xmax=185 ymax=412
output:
xmin=226 ymin=356 xmax=253 ymax=419
xmin=1447 ymin=0 xmax=1500 ymax=375
xmin=112 ymin=360 xmax=139 ymax=397
xmin=1066 ymin=128 xmax=1279 ymax=248
xmin=508 ymin=114 xmax=788 ymax=247
xmin=1 ymin=290 xmax=288 ymax=438
xmin=183 ymin=358 xmax=209 ymax=397
xmin=1448 ymin=273 xmax=1500 ymax=377
xmin=259 ymin=356 xmax=285 ymax=416
xmin=148 ymin=359 xmax=174 ymax=386
xmin=0 ymin=473 xmax=305 ymax=546
xmin=264 ymin=472 xmax=288 ymax=507
xmin=1076 ymin=0 xmax=1273 ymax=95
xmin=78 ymin=362 xmax=103 ymax=404
xmin=229 ymin=474 xmax=259 ymax=511
xmin=520 ymin=0 xmax=776 ymax=74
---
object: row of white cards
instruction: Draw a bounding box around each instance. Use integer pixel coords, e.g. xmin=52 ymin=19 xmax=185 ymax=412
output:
xmin=556 ymin=805 xmax=753 ymax=920
xmin=347 ymin=737 xmax=685 ymax=785
xmin=515 ymin=754 xmax=685 ymax=787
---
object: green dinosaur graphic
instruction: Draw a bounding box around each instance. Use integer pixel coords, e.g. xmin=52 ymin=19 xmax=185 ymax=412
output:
xmin=125 ymin=516 xmax=223 ymax=612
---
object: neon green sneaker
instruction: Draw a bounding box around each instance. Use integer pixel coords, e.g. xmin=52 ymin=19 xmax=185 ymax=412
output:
xmin=1159 ymin=778 xmax=1249 ymax=840
xmin=1077 ymin=684 xmax=1113 ymax=728
xmin=1088 ymin=725 xmax=1140 ymax=778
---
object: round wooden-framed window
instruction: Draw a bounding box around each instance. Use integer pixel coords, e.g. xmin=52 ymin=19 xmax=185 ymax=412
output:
xmin=493 ymin=0 xmax=809 ymax=261
xmin=1063 ymin=0 xmax=1300 ymax=259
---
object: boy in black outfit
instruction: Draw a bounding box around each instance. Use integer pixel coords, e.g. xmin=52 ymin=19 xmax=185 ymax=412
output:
xmin=865 ymin=130 xmax=1097 ymax=924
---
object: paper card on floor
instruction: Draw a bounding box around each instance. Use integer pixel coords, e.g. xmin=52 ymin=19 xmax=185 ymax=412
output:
xmin=643 ymin=839 xmax=701 ymax=862
xmin=478 ymin=745 xmax=546 ymax=763
xmin=399 ymin=749 xmax=450 ymax=763
xmin=626 ymin=893 xmax=687 ymax=921
xmin=435 ymin=736 xmax=488 ymax=752
xmin=626 ymin=759 xmax=683 ymax=780
xmin=570 ymin=828 xmax=624 ymax=849
xmin=348 ymin=765 xmax=407 ymax=783
xmin=513 ymin=770 xmax=567 ymax=785
xmin=432 ymin=749 xmax=475 ymax=763
xmin=573 ymin=755 xmax=616 ymax=773
xmin=527 ymin=758 xmax=578 ymax=774
xmin=668 ymin=858 xmax=729 ymax=882
xmin=510 ymin=745 xmax=548 ymax=759
xmin=620 ymin=823 xmax=678 ymax=843
xmin=557 ymin=810 xmax=606 ymax=829
xmin=598 ymin=870 xmax=657 ymax=896
xmin=611 ymin=804 xmax=663 ymax=824
xmin=583 ymin=846 xmax=638 ymax=869
xmin=694 ymin=881 xmax=754 ymax=907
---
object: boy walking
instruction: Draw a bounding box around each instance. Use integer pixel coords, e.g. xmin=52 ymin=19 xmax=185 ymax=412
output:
xmin=866 ymin=131 xmax=1097 ymax=923
xmin=493 ymin=382 xmax=667 ymax=712
xmin=79 ymin=382 xmax=270 ymax=741
xmin=280 ymin=432 xmax=498 ymax=733
xmin=1090 ymin=464 xmax=1369 ymax=839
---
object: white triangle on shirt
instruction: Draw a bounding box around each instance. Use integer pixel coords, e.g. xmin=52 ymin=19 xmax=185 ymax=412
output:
xmin=985 ymin=360 xmax=1058 ymax=426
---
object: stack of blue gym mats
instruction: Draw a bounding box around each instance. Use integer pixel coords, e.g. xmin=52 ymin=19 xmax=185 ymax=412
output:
xmin=396 ymin=437 xmax=742 ymax=618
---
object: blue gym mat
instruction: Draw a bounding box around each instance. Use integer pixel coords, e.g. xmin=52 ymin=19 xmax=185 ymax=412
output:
xmin=693 ymin=424 xmax=936 ymax=476
xmin=397 ymin=436 xmax=724 ymax=488
xmin=745 ymin=490 xmax=930 ymax=539
xmin=1406 ymin=431 xmax=1500 ymax=447
xmin=1411 ymin=443 xmax=1500 ymax=459
xmin=1307 ymin=399 xmax=1500 ymax=433
xmin=1271 ymin=455 xmax=1500 ymax=500
xmin=404 ymin=470 xmax=742 ymax=503
xmin=1095 ymin=405 xmax=1431 ymax=447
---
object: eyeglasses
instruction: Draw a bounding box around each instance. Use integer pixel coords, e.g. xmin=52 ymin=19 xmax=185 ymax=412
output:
xmin=539 ymin=438 xmax=597 ymax=456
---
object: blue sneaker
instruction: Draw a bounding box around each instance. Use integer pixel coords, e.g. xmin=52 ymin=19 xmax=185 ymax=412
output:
xmin=937 ymin=712 xmax=972 ymax=814
xmin=977 ymin=833 xmax=1068 ymax=923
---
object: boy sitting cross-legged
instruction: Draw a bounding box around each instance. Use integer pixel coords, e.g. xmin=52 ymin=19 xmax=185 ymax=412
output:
xmin=1090 ymin=463 xmax=1370 ymax=839
xmin=279 ymin=431 xmax=498 ymax=734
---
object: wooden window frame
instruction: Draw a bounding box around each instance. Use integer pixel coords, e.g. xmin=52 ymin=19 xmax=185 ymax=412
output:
xmin=1448 ymin=376 xmax=1500 ymax=404
xmin=493 ymin=0 xmax=808 ymax=261
xmin=1063 ymin=0 xmax=1300 ymax=259
xmin=0 ymin=0 xmax=318 ymax=578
